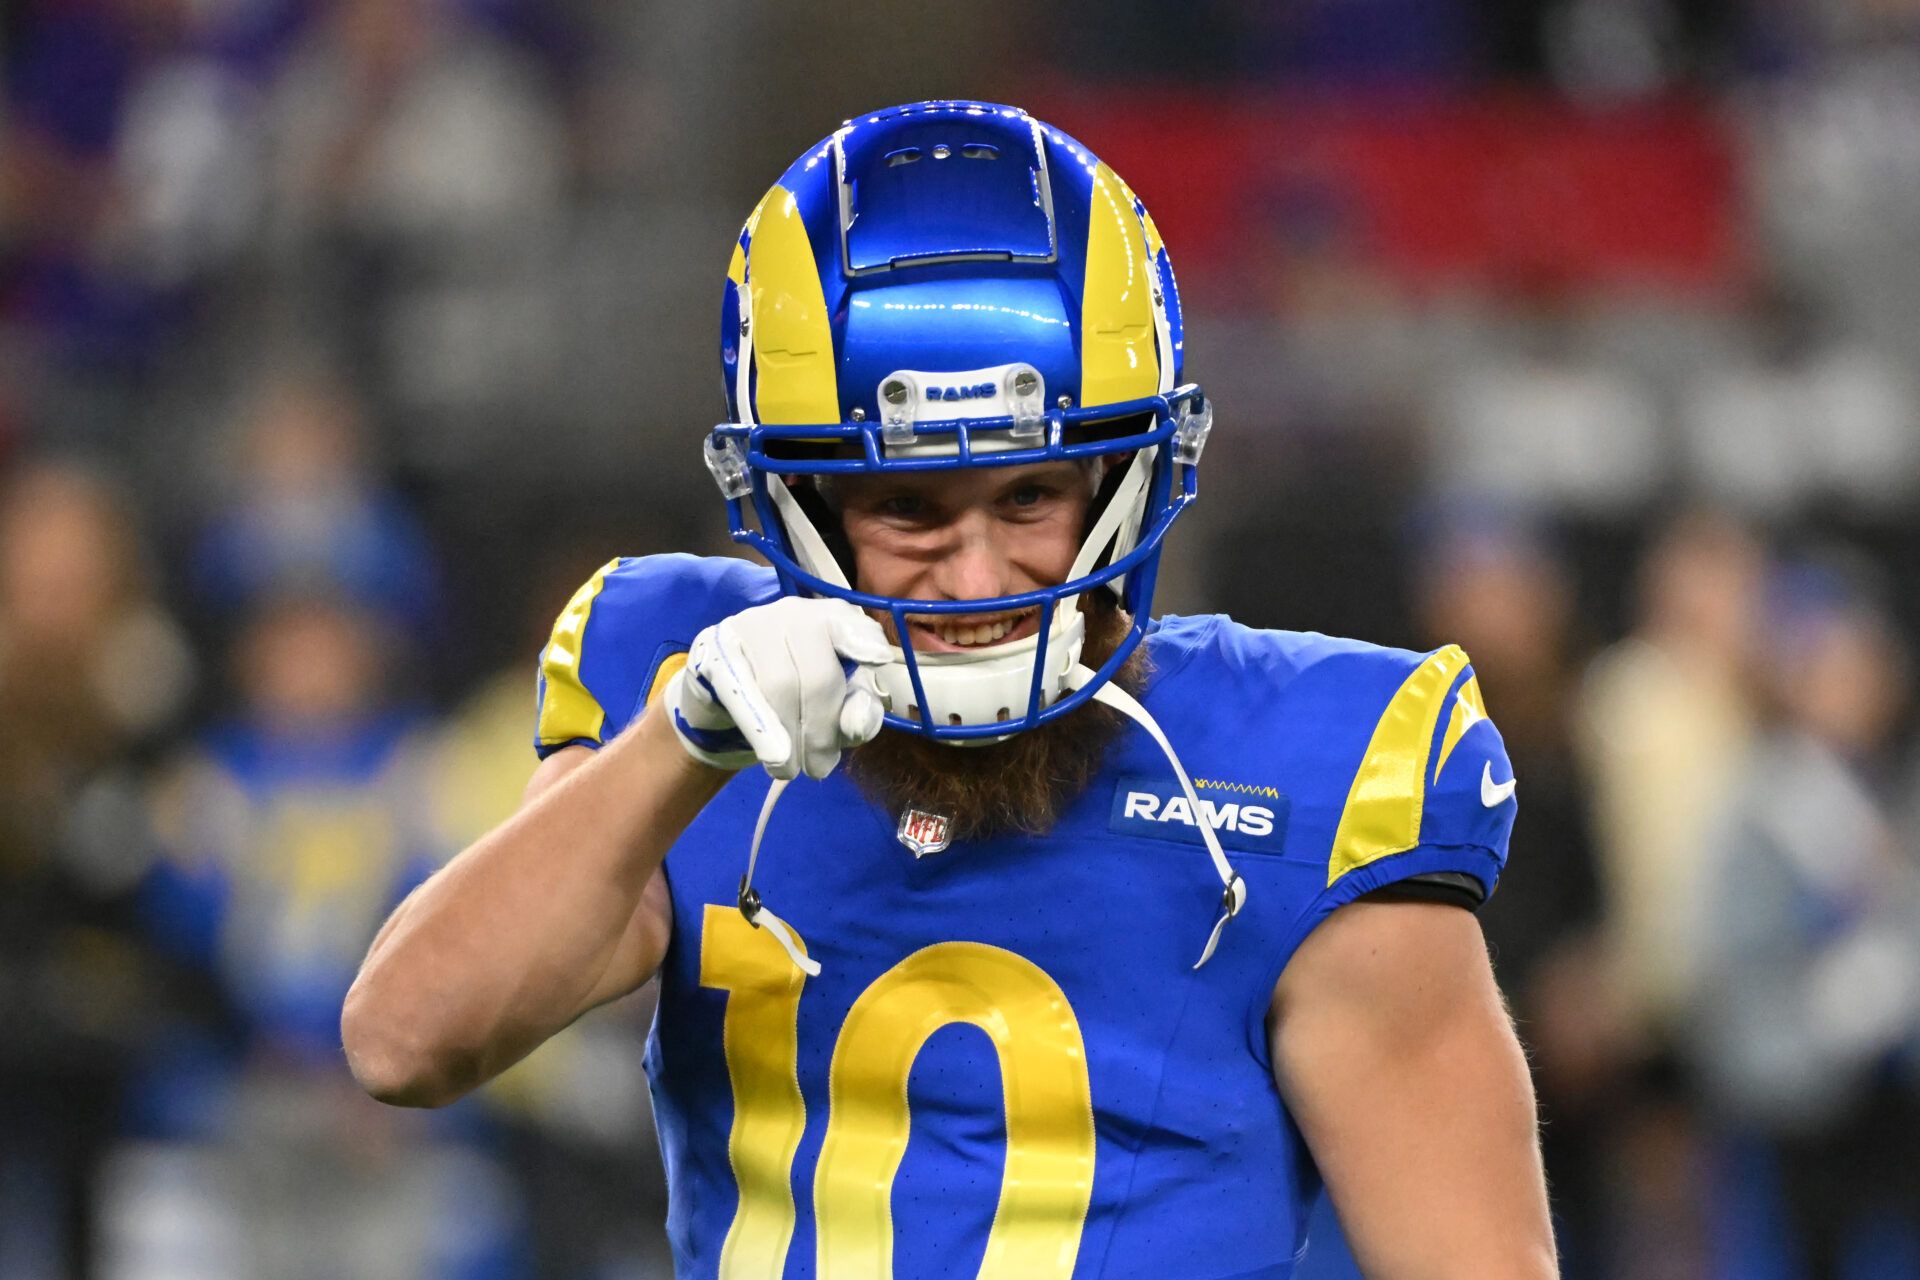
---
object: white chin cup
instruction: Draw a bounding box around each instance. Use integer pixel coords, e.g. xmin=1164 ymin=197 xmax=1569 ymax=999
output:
xmin=874 ymin=604 xmax=1086 ymax=741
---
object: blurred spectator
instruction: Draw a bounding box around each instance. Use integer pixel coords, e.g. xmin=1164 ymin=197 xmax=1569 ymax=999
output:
xmin=1574 ymin=512 xmax=1768 ymax=1279
xmin=0 ymin=462 xmax=195 ymax=847
xmin=108 ymin=26 xmax=272 ymax=296
xmin=258 ymin=0 xmax=569 ymax=469
xmin=1408 ymin=510 xmax=1617 ymax=1278
xmin=122 ymin=593 xmax=517 ymax=1280
xmin=0 ymin=461 xmax=194 ymax=1280
xmin=1684 ymin=555 xmax=1920 ymax=1280
xmin=1578 ymin=511 xmax=1764 ymax=1038
xmin=1744 ymin=7 xmax=1920 ymax=359
xmin=262 ymin=0 xmax=566 ymax=252
xmin=1681 ymin=281 xmax=1920 ymax=518
xmin=191 ymin=369 xmax=440 ymax=636
xmin=142 ymin=593 xmax=433 ymax=1056
xmin=1411 ymin=510 xmax=1603 ymax=992
xmin=0 ymin=0 xmax=197 ymax=375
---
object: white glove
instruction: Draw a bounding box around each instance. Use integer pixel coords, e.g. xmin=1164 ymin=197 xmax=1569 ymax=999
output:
xmin=667 ymin=597 xmax=893 ymax=780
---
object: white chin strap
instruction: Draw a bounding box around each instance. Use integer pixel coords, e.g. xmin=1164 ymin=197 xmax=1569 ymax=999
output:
xmin=766 ymin=445 xmax=1159 ymax=736
xmin=871 ymin=607 xmax=1085 ymax=737
xmin=1072 ymin=445 xmax=1156 ymax=600
xmin=1075 ymin=666 xmax=1247 ymax=968
xmin=734 ymin=776 xmax=820 ymax=977
xmin=731 ymin=661 xmax=1246 ymax=977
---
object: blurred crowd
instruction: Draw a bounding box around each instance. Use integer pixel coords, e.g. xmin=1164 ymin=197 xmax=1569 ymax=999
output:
xmin=5 ymin=0 xmax=1920 ymax=1278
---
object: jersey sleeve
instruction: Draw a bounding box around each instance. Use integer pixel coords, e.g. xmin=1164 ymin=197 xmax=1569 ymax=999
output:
xmin=1316 ymin=644 xmax=1515 ymax=912
xmin=532 ymin=553 xmax=780 ymax=759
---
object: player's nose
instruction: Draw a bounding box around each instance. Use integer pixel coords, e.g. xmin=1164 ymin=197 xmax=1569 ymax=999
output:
xmin=932 ymin=509 xmax=1013 ymax=602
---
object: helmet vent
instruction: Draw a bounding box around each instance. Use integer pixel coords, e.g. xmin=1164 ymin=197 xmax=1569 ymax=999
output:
xmin=836 ymin=112 xmax=1056 ymax=273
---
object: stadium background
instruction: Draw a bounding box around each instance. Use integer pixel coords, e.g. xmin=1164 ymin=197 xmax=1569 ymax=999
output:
xmin=5 ymin=0 xmax=1920 ymax=1276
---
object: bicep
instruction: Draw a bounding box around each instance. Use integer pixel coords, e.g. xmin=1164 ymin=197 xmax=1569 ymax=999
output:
xmin=524 ymin=745 xmax=675 ymax=1010
xmin=1270 ymin=899 xmax=1554 ymax=1280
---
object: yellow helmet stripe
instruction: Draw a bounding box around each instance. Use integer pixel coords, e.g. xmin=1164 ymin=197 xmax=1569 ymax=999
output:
xmin=746 ymin=186 xmax=840 ymax=425
xmin=1327 ymin=645 xmax=1473 ymax=886
xmin=1080 ymin=162 xmax=1161 ymax=407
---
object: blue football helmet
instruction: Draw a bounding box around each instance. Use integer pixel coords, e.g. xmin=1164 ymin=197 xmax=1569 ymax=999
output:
xmin=705 ymin=100 xmax=1212 ymax=742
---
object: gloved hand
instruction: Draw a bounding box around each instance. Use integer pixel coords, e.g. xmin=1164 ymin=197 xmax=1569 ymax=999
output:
xmin=666 ymin=597 xmax=893 ymax=779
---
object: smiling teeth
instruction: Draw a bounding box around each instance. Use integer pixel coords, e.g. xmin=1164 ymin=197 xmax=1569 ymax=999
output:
xmin=931 ymin=612 xmax=1026 ymax=646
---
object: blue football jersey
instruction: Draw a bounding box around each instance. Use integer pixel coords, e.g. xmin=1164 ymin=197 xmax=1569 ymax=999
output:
xmin=534 ymin=554 xmax=1516 ymax=1280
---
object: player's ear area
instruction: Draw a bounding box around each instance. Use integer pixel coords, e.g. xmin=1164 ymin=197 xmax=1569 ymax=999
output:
xmin=780 ymin=476 xmax=859 ymax=587
xmin=1081 ymin=452 xmax=1132 ymax=532
xmin=805 ymin=473 xmax=840 ymax=512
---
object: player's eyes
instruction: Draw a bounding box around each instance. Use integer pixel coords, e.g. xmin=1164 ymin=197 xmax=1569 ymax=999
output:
xmin=1007 ymin=484 xmax=1055 ymax=509
xmin=877 ymin=494 xmax=929 ymax=519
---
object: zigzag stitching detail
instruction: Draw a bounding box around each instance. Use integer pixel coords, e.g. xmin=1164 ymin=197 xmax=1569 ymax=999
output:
xmin=1191 ymin=778 xmax=1281 ymax=799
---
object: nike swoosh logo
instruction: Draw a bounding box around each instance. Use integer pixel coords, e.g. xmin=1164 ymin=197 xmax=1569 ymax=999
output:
xmin=1481 ymin=761 xmax=1517 ymax=808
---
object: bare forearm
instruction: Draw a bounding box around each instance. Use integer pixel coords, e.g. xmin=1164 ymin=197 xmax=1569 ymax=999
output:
xmin=343 ymin=702 xmax=726 ymax=1105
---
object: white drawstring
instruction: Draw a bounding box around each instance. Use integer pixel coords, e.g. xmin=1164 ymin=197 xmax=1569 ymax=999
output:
xmin=736 ymin=777 xmax=821 ymax=976
xmin=1074 ymin=666 xmax=1247 ymax=968
xmin=731 ymin=669 xmax=1247 ymax=977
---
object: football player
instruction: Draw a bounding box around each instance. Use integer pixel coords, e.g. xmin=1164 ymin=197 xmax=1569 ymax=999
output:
xmin=345 ymin=101 xmax=1555 ymax=1279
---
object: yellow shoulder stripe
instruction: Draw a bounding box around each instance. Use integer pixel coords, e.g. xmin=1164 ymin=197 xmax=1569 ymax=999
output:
xmin=536 ymin=557 xmax=621 ymax=747
xmin=1327 ymin=645 xmax=1472 ymax=887
xmin=1080 ymin=161 xmax=1160 ymax=408
xmin=1431 ymin=674 xmax=1487 ymax=784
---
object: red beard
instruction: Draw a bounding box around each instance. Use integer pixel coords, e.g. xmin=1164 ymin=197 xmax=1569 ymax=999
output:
xmin=847 ymin=601 xmax=1149 ymax=841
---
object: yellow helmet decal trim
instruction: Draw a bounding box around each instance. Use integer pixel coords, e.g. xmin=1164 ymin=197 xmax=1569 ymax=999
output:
xmin=1327 ymin=645 xmax=1473 ymax=887
xmin=1080 ymin=162 xmax=1160 ymax=408
xmin=728 ymin=188 xmax=774 ymax=287
xmin=536 ymin=557 xmax=622 ymax=748
xmin=747 ymin=186 xmax=840 ymax=425
xmin=1111 ymin=171 xmax=1165 ymax=258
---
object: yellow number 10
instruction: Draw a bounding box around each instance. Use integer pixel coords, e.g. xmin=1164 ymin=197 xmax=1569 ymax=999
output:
xmin=698 ymin=905 xmax=1096 ymax=1280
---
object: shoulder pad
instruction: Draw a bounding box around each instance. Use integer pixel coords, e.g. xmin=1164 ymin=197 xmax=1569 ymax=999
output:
xmin=534 ymin=554 xmax=780 ymax=756
xmin=1155 ymin=615 xmax=1407 ymax=696
xmin=1325 ymin=644 xmax=1515 ymax=891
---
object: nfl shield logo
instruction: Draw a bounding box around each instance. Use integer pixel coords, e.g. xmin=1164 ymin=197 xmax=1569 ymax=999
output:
xmin=896 ymin=806 xmax=953 ymax=858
